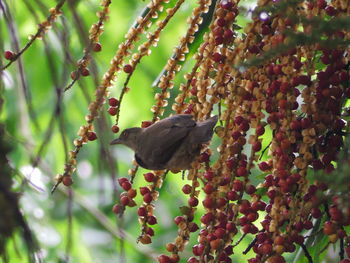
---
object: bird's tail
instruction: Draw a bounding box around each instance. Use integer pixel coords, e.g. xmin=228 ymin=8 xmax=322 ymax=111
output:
xmin=193 ymin=115 xmax=218 ymax=143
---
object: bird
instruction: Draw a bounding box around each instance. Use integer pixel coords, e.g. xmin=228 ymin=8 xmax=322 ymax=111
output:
xmin=110 ymin=114 xmax=218 ymax=171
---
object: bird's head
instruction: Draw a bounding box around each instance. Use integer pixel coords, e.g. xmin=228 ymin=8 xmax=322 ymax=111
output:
xmin=110 ymin=127 xmax=142 ymax=151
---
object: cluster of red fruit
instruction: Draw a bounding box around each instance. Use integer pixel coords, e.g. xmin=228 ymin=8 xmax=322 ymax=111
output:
xmin=104 ymin=0 xmax=350 ymax=262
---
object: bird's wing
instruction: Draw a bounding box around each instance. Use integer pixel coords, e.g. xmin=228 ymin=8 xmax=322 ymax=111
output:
xmin=140 ymin=115 xmax=196 ymax=168
xmin=146 ymin=114 xmax=196 ymax=132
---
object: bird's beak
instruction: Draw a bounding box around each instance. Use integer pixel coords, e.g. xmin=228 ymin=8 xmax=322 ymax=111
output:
xmin=110 ymin=138 xmax=122 ymax=145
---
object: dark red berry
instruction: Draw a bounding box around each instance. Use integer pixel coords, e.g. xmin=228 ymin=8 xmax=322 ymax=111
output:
xmin=174 ymin=216 xmax=185 ymax=225
xmin=87 ymin=131 xmax=97 ymax=141
xmin=62 ymin=176 xmax=73 ymax=186
xmin=108 ymin=107 xmax=117 ymax=116
xmin=188 ymin=197 xmax=199 ymax=207
xmin=144 ymin=172 xmax=155 ymax=182
xmin=112 ymin=204 xmax=123 ymax=214
xmin=141 ymin=121 xmax=153 ymax=128
xmin=143 ymin=193 xmax=153 ymax=203
xmin=4 ymin=50 xmax=15 ymax=60
xmin=121 ymin=181 xmax=132 ymax=191
xmin=81 ymin=67 xmax=90 ymax=76
xmin=157 ymin=255 xmax=171 ymax=263
xmin=325 ymin=6 xmax=337 ymax=16
xmin=217 ymin=18 xmax=226 ymax=27
xmin=140 ymin=186 xmax=150 ymax=195
xmin=182 ymin=184 xmax=192 ymax=194
xmin=111 ymin=125 xmax=119 ymax=133
xmin=236 ymin=166 xmax=247 ymax=177
xmin=123 ymin=64 xmax=133 ymax=73
xmin=147 ymin=215 xmax=157 ymax=225
xmin=138 ymin=207 xmax=147 ymax=216
xmin=317 ymin=0 xmax=327 ymax=9
xmin=120 ymin=195 xmax=130 ymax=206
xmin=93 ymin=42 xmax=102 ymax=52
xmin=108 ymin=97 xmax=119 ymax=107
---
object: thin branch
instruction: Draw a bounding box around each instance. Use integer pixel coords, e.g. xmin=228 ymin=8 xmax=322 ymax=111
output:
xmin=340 ymin=238 xmax=344 ymax=260
xmin=0 ymin=0 xmax=66 ymax=71
xmin=243 ymin=237 xmax=257 ymax=254
xmin=259 ymin=141 xmax=272 ymax=160
xmin=300 ymin=243 xmax=313 ymax=263
xmin=233 ymin=233 xmax=247 ymax=248
xmin=319 ymin=241 xmax=331 ymax=255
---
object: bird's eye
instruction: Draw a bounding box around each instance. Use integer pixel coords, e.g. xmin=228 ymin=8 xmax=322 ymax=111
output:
xmin=122 ymin=131 xmax=129 ymax=138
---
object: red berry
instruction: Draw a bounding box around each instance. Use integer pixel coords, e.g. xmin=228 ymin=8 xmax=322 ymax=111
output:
xmin=123 ymin=64 xmax=133 ymax=73
xmin=260 ymin=243 xmax=272 ymax=254
xmin=204 ymin=170 xmax=214 ymax=181
xmin=258 ymin=162 xmax=270 ymax=171
xmin=192 ymin=244 xmax=204 ymax=256
xmin=199 ymin=152 xmax=210 ymax=162
xmin=182 ymin=184 xmax=192 ymax=194
xmin=236 ymin=166 xmax=247 ymax=177
xmin=93 ymin=42 xmax=102 ymax=52
xmin=245 ymin=184 xmax=256 ymax=195
xmin=188 ymin=222 xmax=199 ymax=232
xmin=256 ymin=125 xmax=265 ymax=136
xmin=325 ymin=6 xmax=337 ymax=16
xmin=232 ymin=131 xmax=241 ymax=139
xmin=127 ymin=188 xmax=137 ymax=198
xmin=232 ymin=180 xmax=244 ymax=191
xmin=141 ymin=121 xmax=153 ymax=128
xmin=323 ymin=221 xmax=335 ymax=235
xmin=120 ymin=195 xmax=130 ymax=206
xmin=201 ymin=213 xmax=214 ymax=224
xmin=62 ymin=176 xmax=73 ymax=186
xmin=217 ymin=18 xmax=226 ymax=27
xmin=139 ymin=234 xmax=152 ymax=244
xmin=203 ymin=183 xmax=215 ymax=194
xmin=139 ymin=186 xmax=150 ymax=195
xmin=87 ymin=131 xmax=97 ymax=141
xmin=147 ymin=215 xmax=157 ymax=225
xmin=108 ymin=107 xmax=117 ymax=116
xmin=138 ymin=206 xmax=147 ymax=216
xmin=202 ymin=197 xmax=215 ymax=208
xmin=252 ymin=141 xmax=262 ymax=152
xmin=174 ymin=216 xmax=185 ymax=225
xmin=221 ymin=1 xmax=233 ymax=10
xmin=70 ymin=71 xmax=77 ymax=80
xmin=81 ymin=67 xmax=90 ymax=76
xmin=108 ymin=97 xmax=119 ymax=106
xmin=144 ymin=172 xmax=155 ymax=182
xmin=317 ymin=0 xmax=327 ymax=9
xmin=4 ymin=50 xmax=14 ymax=60
xmin=212 ymin=52 xmax=222 ymax=63
xmin=188 ymin=197 xmax=199 ymax=207
xmin=112 ymin=204 xmax=123 ymax=214
xmin=227 ymin=191 xmax=238 ymax=201
xmin=261 ymin=25 xmax=271 ymax=35
xmin=187 ymin=257 xmax=199 ymax=263
xmin=111 ymin=125 xmax=119 ymax=133
xmin=121 ymin=181 xmax=131 ymax=191
xmin=157 ymin=255 xmax=171 ymax=263
xmin=118 ymin=177 xmax=128 ymax=186
xmin=143 ymin=193 xmax=153 ymax=203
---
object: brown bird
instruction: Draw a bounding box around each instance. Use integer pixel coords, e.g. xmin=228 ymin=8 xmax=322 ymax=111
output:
xmin=110 ymin=114 xmax=218 ymax=171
